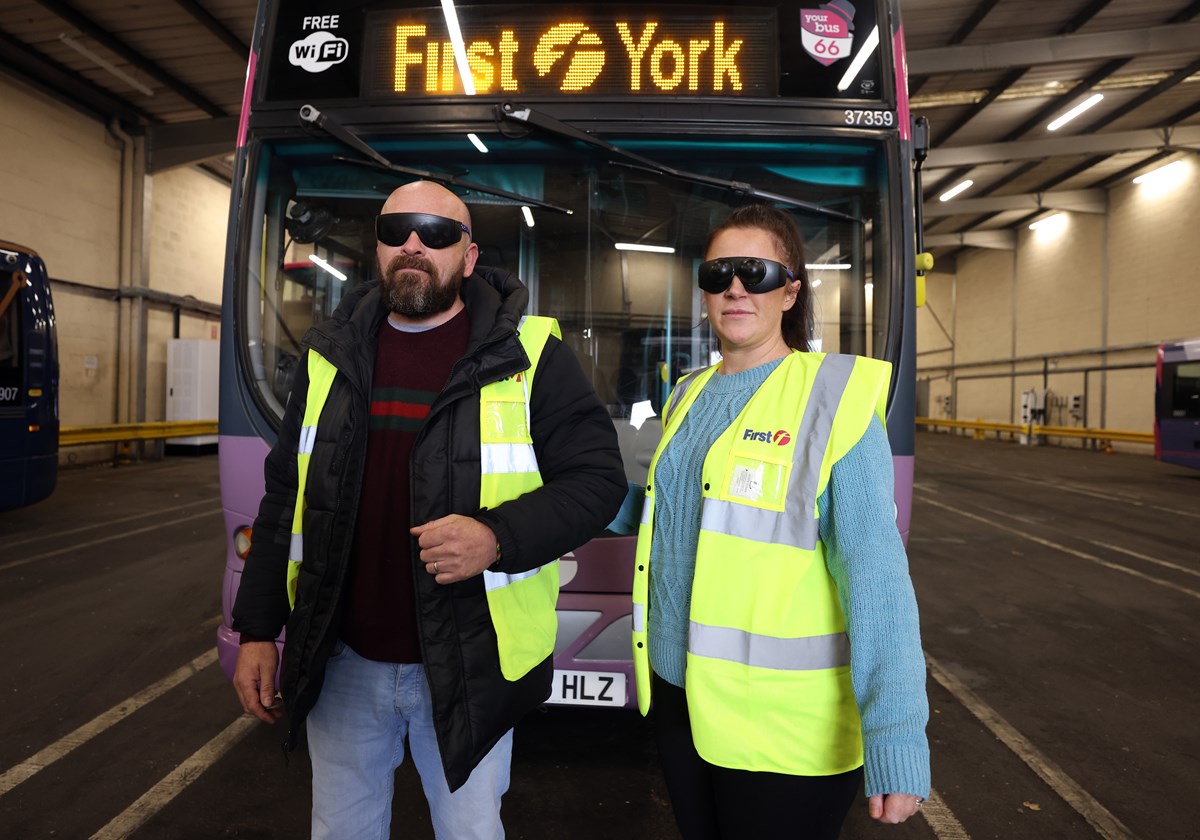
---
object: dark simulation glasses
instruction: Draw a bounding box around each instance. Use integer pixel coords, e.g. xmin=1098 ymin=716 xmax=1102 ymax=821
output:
xmin=375 ymin=212 xmax=471 ymax=249
xmin=697 ymin=257 xmax=795 ymax=294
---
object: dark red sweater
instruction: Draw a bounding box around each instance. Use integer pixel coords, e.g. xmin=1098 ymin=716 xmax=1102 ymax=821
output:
xmin=339 ymin=309 xmax=468 ymax=662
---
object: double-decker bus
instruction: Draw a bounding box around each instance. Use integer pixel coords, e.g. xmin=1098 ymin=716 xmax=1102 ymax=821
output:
xmin=217 ymin=0 xmax=920 ymax=709
xmin=0 ymin=240 xmax=58 ymax=512
xmin=1156 ymin=339 xmax=1200 ymax=469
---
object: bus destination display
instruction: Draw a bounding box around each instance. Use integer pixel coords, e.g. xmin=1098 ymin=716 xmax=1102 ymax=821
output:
xmin=362 ymin=7 xmax=778 ymax=98
xmin=264 ymin=2 xmax=887 ymax=105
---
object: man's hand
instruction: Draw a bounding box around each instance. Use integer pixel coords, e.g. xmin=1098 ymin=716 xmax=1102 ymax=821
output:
xmin=411 ymin=515 xmax=497 ymax=584
xmin=868 ymin=792 xmax=924 ymax=824
xmin=233 ymin=641 xmax=283 ymax=723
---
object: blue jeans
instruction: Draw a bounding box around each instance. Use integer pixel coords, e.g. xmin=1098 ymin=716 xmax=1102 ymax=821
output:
xmin=306 ymin=641 xmax=511 ymax=840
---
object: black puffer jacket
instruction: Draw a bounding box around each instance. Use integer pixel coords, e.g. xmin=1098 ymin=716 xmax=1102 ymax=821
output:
xmin=232 ymin=266 xmax=626 ymax=790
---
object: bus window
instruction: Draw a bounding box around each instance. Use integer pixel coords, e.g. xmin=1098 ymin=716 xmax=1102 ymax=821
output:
xmin=0 ymin=242 xmax=59 ymax=510
xmin=1156 ymin=340 xmax=1200 ymax=470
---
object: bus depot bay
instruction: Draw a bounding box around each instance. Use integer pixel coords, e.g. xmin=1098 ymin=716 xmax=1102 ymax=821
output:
xmin=217 ymin=0 xmax=921 ymax=709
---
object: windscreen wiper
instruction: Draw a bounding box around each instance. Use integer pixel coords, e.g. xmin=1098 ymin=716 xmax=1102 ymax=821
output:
xmin=498 ymin=102 xmax=861 ymax=225
xmin=298 ymin=104 xmax=574 ymax=215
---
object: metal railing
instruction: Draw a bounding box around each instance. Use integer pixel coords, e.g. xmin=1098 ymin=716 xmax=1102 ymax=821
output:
xmin=917 ymin=417 xmax=1153 ymax=446
xmin=59 ymin=420 xmax=218 ymax=447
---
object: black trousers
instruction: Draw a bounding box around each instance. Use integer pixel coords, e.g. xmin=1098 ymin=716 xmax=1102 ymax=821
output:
xmin=652 ymin=673 xmax=863 ymax=840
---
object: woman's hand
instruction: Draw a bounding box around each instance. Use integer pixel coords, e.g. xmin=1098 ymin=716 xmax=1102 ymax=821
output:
xmin=868 ymin=792 xmax=924 ymax=823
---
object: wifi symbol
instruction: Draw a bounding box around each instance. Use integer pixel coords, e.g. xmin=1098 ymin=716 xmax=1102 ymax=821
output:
xmin=533 ymin=24 xmax=606 ymax=92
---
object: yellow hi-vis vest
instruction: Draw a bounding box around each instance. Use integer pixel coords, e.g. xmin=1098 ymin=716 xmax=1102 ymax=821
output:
xmin=632 ymin=351 xmax=891 ymax=775
xmin=287 ymin=315 xmax=562 ymax=682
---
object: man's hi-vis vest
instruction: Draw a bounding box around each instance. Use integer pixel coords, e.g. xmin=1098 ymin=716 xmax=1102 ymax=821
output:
xmin=288 ymin=315 xmax=562 ymax=682
xmin=632 ymin=351 xmax=891 ymax=776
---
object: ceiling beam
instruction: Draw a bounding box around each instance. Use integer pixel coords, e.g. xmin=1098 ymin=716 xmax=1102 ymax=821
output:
xmin=146 ymin=117 xmax=238 ymax=172
xmin=0 ymin=26 xmax=152 ymax=126
xmin=926 ymin=231 xmax=1015 ymax=250
xmin=34 ymin=0 xmax=227 ymax=118
xmin=909 ymin=22 xmax=1200 ymax=75
xmin=927 ymin=124 xmax=1200 ymax=168
xmin=171 ymin=0 xmax=249 ymax=62
xmin=924 ymin=189 xmax=1106 ymax=219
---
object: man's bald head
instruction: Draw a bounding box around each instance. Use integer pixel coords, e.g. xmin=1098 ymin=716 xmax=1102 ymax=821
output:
xmin=381 ymin=181 xmax=473 ymax=235
xmin=375 ymin=181 xmax=478 ymax=326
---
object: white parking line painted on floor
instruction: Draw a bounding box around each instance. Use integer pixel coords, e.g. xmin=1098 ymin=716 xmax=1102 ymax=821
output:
xmin=1088 ymin=541 xmax=1200 ymax=578
xmin=926 ymin=653 xmax=1139 ymax=840
xmin=922 ymin=788 xmax=971 ymax=839
xmin=919 ymin=495 xmax=1200 ymax=601
xmin=2 ymin=497 xmax=221 ymax=550
xmin=920 ymin=456 xmax=1200 ymax=520
xmin=0 ymin=649 xmax=218 ymax=797
xmin=0 ymin=509 xmax=222 ymax=573
xmin=89 ymin=714 xmax=259 ymax=840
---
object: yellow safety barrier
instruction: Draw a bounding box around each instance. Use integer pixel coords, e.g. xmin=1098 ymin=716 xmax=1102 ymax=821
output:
xmin=1031 ymin=424 xmax=1153 ymax=445
xmin=916 ymin=417 xmax=1152 ymax=446
xmin=59 ymin=420 xmax=218 ymax=446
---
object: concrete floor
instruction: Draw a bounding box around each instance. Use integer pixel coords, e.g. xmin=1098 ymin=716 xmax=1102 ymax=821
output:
xmin=0 ymin=433 xmax=1195 ymax=838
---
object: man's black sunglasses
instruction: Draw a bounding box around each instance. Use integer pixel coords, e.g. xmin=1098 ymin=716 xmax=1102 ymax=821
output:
xmin=697 ymin=257 xmax=795 ymax=294
xmin=376 ymin=212 xmax=471 ymax=249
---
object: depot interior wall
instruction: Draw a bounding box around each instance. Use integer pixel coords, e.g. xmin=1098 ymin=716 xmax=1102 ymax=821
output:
xmin=144 ymin=167 xmax=227 ymax=422
xmin=0 ymin=74 xmax=123 ymax=430
xmin=919 ymin=160 xmax=1200 ymax=446
xmin=1 ymin=73 xmax=230 ymax=461
xmin=1105 ymin=157 xmax=1200 ymax=433
xmin=915 ymin=270 xmax=954 ymax=417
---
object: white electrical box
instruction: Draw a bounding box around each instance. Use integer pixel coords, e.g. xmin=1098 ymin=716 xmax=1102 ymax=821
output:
xmin=166 ymin=339 xmax=220 ymax=445
xmin=1019 ymin=389 xmax=1048 ymax=445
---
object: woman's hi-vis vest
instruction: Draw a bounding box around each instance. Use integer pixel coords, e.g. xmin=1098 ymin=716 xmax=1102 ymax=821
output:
xmin=632 ymin=351 xmax=891 ymax=776
xmin=288 ymin=315 xmax=562 ymax=682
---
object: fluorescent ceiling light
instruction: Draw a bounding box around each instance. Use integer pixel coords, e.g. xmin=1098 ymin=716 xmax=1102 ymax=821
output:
xmin=467 ymin=133 xmax=488 ymax=153
xmin=1132 ymin=159 xmax=1186 ymax=184
xmin=1047 ymin=93 xmax=1103 ymax=131
xmin=811 ymin=278 xmax=823 ymax=288
xmin=521 ymin=206 xmax=535 ymax=227
xmin=939 ymin=180 xmax=974 ymax=202
xmin=309 ymin=255 xmax=347 ymax=281
xmin=614 ymin=243 xmax=675 ymax=253
xmin=1028 ymin=213 xmax=1064 ymax=230
xmin=441 ymin=0 xmax=475 ymax=95
xmin=837 ymin=26 xmax=880 ymax=92
xmin=805 ymin=263 xmax=852 ymax=270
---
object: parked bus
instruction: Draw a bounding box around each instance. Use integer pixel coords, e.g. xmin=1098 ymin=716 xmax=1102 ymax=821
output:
xmin=1156 ymin=338 xmax=1200 ymax=469
xmin=0 ymin=240 xmax=58 ymax=511
xmin=217 ymin=0 xmax=921 ymax=708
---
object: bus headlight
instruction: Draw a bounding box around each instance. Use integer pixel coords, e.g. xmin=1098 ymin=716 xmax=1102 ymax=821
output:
xmin=233 ymin=526 xmax=253 ymax=559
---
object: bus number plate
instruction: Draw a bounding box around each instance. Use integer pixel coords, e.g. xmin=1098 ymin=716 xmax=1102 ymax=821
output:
xmin=844 ymin=109 xmax=895 ymax=127
xmin=548 ymin=669 xmax=626 ymax=707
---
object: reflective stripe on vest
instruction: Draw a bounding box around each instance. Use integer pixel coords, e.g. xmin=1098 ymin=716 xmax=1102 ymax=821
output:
xmin=696 ymin=354 xmax=854 ymax=552
xmin=478 ymin=315 xmax=562 ymax=681
xmin=688 ymin=622 xmax=850 ymax=671
xmin=631 ymin=351 xmax=891 ymax=775
xmin=286 ymin=350 xmax=339 ymax=609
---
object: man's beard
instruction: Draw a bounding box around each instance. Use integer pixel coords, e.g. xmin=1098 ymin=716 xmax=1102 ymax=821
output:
xmin=378 ymin=253 xmax=465 ymax=317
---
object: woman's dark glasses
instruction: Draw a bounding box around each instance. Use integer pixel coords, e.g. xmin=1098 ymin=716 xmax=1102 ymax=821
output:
xmin=376 ymin=212 xmax=470 ymax=249
xmin=697 ymin=257 xmax=795 ymax=294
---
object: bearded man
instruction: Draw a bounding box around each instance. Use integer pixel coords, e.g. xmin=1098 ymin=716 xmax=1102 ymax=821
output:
xmin=232 ymin=181 xmax=626 ymax=839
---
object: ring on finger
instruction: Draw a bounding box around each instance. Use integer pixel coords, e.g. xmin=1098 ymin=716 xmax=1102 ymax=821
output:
xmin=433 ymin=562 xmax=439 ymax=574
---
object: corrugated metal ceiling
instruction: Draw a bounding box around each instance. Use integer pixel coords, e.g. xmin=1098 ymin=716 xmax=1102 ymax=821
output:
xmin=0 ymin=1 xmax=1196 ymax=253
